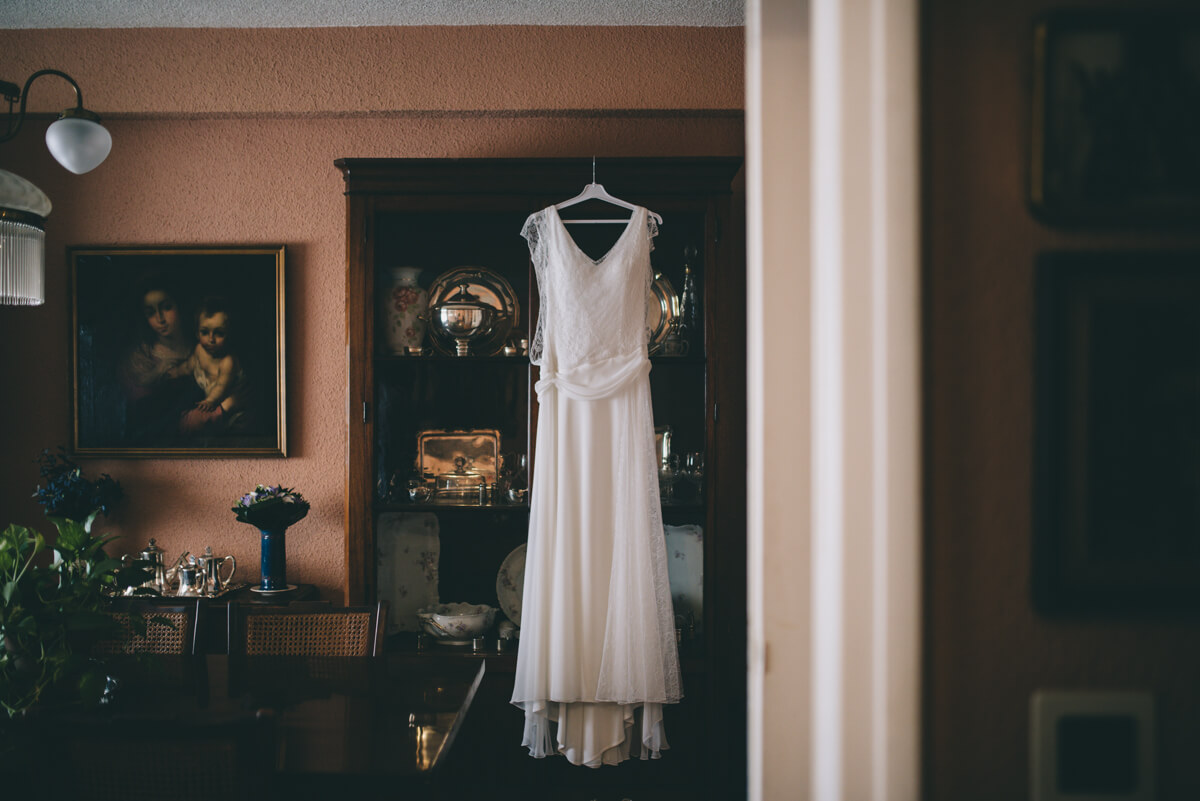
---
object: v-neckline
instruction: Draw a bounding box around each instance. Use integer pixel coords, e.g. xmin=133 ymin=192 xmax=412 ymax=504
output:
xmin=550 ymin=205 xmax=642 ymax=266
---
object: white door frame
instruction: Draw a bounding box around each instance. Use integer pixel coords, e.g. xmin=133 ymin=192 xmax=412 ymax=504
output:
xmin=745 ymin=1 xmax=922 ymax=798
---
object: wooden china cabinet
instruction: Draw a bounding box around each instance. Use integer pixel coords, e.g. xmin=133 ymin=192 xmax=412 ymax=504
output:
xmin=338 ymin=158 xmax=746 ymax=800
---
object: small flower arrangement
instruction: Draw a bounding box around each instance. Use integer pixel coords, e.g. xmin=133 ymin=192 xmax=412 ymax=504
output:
xmin=231 ymin=484 xmax=311 ymax=530
xmin=32 ymin=448 xmax=123 ymax=530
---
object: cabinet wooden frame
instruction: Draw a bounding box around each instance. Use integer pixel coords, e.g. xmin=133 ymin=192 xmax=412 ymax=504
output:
xmin=337 ymin=157 xmax=746 ymax=796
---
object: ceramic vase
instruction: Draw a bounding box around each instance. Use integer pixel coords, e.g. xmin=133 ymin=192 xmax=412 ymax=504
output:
xmin=258 ymin=527 xmax=288 ymax=591
xmin=382 ymin=266 xmax=427 ymax=355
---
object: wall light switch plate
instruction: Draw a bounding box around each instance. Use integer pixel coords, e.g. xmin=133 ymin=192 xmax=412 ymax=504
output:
xmin=1031 ymin=690 xmax=1155 ymax=801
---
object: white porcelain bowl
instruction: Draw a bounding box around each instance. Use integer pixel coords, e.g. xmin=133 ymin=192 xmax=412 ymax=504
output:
xmin=417 ymin=602 xmax=496 ymax=640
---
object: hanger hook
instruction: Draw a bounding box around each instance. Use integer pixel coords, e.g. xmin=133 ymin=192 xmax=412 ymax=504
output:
xmin=592 ymin=156 xmax=596 ymax=185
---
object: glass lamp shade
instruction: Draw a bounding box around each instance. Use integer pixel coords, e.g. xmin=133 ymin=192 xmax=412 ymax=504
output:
xmin=45 ymin=116 xmax=112 ymax=174
xmin=0 ymin=169 xmax=51 ymax=306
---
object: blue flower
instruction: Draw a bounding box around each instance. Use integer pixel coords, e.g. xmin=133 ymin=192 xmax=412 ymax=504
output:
xmin=32 ymin=448 xmax=123 ymax=524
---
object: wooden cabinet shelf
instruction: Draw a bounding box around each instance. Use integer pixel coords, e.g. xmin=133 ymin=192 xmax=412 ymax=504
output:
xmin=375 ymin=500 xmax=704 ymax=513
xmin=374 ymin=354 xmax=531 ymax=364
xmin=649 ymin=354 xmax=707 ymax=366
xmin=375 ymin=501 xmax=530 ymax=513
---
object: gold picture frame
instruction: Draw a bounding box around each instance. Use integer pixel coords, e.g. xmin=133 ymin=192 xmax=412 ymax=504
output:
xmin=69 ymin=245 xmax=287 ymax=458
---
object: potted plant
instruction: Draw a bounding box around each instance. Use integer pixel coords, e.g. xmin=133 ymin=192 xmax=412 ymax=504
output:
xmin=0 ymin=450 xmax=151 ymax=717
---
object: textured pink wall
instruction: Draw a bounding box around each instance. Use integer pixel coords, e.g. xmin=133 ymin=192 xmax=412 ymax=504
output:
xmin=0 ymin=28 xmax=743 ymax=600
xmin=1 ymin=27 xmax=742 ymax=114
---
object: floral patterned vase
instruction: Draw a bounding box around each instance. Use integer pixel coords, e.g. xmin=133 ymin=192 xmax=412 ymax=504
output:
xmin=382 ymin=266 xmax=427 ymax=355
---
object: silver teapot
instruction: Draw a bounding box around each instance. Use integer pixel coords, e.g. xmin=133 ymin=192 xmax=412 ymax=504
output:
xmin=196 ymin=546 xmax=237 ymax=595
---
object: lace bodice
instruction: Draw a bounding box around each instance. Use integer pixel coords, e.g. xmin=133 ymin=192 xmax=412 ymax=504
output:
xmin=521 ymin=206 xmax=657 ymax=371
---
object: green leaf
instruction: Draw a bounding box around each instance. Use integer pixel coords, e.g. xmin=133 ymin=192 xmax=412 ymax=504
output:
xmin=0 ymin=523 xmax=33 ymax=546
xmin=0 ymin=525 xmax=43 ymax=576
xmin=92 ymin=558 xmax=123 ymax=576
xmin=1 ymin=581 xmax=15 ymax=604
xmin=49 ymin=517 xmax=89 ymax=556
xmin=150 ymin=614 xmax=177 ymax=629
xmin=77 ymin=667 xmax=106 ymax=706
xmin=91 ymin=534 xmax=118 ymax=551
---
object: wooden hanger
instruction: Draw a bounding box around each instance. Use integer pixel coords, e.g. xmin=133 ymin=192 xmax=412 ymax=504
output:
xmin=555 ymin=158 xmax=664 ymax=225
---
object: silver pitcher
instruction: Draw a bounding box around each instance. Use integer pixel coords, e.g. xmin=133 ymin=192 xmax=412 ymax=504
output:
xmin=196 ymin=546 xmax=237 ymax=595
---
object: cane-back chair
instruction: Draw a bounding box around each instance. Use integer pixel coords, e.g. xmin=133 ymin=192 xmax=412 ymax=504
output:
xmin=227 ymin=600 xmax=387 ymax=657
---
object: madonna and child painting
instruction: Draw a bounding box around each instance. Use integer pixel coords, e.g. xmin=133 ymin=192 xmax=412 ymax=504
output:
xmin=70 ymin=246 xmax=286 ymax=457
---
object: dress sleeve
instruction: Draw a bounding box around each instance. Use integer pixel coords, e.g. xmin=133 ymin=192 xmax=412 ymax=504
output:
xmin=521 ymin=211 xmax=542 ymax=257
xmin=522 ymin=210 xmax=546 ymax=366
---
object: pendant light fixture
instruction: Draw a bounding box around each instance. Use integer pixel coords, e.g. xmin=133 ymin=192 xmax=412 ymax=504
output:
xmin=1 ymin=69 xmax=112 ymax=306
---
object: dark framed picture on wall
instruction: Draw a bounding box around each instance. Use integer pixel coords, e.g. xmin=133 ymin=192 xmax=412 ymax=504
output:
xmin=1029 ymin=11 xmax=1200 ymax=225
xmin=70 ymin=245 xmax=287 ymax=458
xmin=1033 ymin=251 xmax=1200 ymax=615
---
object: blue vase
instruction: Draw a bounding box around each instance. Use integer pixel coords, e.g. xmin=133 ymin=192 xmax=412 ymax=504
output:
xmin=258 ymin=527 xmax=288 ymax=590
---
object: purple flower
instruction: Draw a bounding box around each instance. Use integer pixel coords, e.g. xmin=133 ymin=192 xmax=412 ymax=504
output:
xmin=231 ymin=483 xmax=311 ymax=529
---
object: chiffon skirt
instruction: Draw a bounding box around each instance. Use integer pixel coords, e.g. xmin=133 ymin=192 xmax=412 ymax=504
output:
xmin=511 ymin=351 xmax=681 ymax=767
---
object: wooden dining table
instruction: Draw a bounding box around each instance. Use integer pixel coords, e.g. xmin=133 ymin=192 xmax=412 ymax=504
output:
xmin=3 ymin=653 xmax=486 ymax=799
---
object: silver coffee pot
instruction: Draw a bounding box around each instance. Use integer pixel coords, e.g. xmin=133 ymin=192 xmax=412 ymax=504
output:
xmin=134 ymin=538 xmax=168 ymax=593
xmin=196 ymin=546 xmax=237 ymax=595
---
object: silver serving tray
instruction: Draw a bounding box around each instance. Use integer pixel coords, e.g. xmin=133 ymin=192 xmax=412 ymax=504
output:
xmin=107 ymin=581 xmax=249 ymax=599
xmin=417 ymin=428 xmax=501 ymax=490
xmin=647 ymin=272 xmax=678 ymax=355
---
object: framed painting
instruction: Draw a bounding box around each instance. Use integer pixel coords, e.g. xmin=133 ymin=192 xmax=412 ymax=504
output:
xmin=70 ymin=246 xmax=287 ymax=458
xmin=1029 ymin=11 xmax=1200 ymax=225
xmin=1033 ymin=251 xmax=1200 ymax=614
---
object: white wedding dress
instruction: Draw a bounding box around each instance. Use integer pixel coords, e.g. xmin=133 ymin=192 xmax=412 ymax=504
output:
xmin=512 ymin=205 xmax=682 ymax=768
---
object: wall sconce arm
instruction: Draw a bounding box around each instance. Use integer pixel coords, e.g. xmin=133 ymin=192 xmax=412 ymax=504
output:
xmin=2 ymin=69 xmax=93 ymax=143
